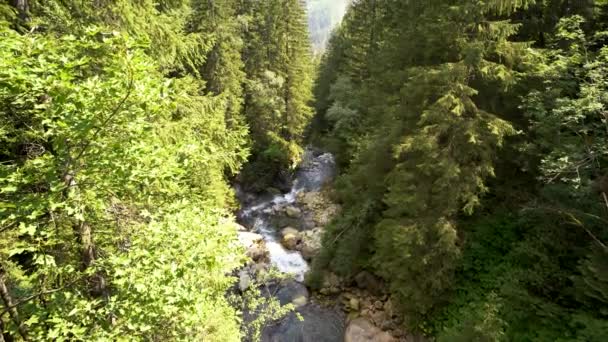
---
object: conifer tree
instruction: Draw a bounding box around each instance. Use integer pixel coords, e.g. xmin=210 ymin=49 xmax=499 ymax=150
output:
xmin=239 ymin=0 xmax=314 ymax=190
xmin=313 ymin=0 xmax=532 ymax=326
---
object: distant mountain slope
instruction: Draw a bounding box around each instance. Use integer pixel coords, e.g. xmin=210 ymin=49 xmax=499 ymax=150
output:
xmin=306 ymin=0 xmax=349 ymax=52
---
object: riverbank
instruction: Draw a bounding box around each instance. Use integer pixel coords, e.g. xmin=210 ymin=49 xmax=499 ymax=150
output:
xmin=234 ymin=149 xmax=421 ymax=341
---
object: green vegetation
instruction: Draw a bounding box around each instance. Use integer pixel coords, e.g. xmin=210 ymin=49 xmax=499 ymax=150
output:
xmin=0 ymin=0 xmax=310 ymax=340
xmin=311 ymin=0 xmax=608 ymax=340
xmin=239 ymin=0 xmax=314 ymax=192
xmin=3 ymin=0 xmax=608 ymax=341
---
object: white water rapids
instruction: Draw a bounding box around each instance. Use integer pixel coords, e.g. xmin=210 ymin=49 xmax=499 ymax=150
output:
xmin=238 ymin=150 xmax=336 ymax=281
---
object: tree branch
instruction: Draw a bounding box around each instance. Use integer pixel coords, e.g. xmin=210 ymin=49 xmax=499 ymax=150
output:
xmin=0 ymin=277 xmax=84 ymax=317
xmin=61 ymin=65 xmax=135 ymax=181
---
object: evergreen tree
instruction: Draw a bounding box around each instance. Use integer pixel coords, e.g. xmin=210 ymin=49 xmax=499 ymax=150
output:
xmin=239 ymin=0 xmax=314 ymax=191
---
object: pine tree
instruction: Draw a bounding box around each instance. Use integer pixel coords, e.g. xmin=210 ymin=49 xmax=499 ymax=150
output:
xmin=312 ymin=0 xmax=533 ymax=327
xmin=239 ymin=0 xmax=314 ymax=191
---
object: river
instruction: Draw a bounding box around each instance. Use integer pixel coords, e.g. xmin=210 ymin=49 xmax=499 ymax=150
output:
xmin=236 ymin=148 xmax=345 ymax=342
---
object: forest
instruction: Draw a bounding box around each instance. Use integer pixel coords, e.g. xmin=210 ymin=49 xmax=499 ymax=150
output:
xmin=1 ymin=0 xmax=608 ymax=341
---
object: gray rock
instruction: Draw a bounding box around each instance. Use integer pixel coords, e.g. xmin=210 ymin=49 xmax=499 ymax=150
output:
xmin=275 ymin=280 xmax=309 ymax=308
xmin=292 ymin=295 xmax=308 ymax=308
xmin=323 ymin=272 xmax=342 ymax=289
xmin=238 ymin=231 xmax=264 ymax=248
xmin=262 ymin=305 xmax=344 ymax=342
xmin=239 ymin=232 xmax=269 ymax=262
xmin=354 ymin=271 xmax=384 ymax=295
xmin=285 ymin=205 xmax=302 ymax=218
xmin=349 ymin=298 xmax=360 ymax=311
xmin=344 ymin=318 xmax=395 ymax=342
xmin=299 ymin=227 xmax=323 ymax=260
xmin=280 ymin=227 xmax=301 ymax=250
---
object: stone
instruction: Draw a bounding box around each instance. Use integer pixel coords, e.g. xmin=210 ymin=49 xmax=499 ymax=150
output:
xmin=370 ymin=310 xmax=387 ymax=327
xmin=374 ymin=301 xmax=383 ymax=310
xmin=239 ymin=270 xmax=251 ymax=292
xmin=392 ymin=329 xmax=405 ymax=338
xmin=292 ymin=295 xmax=308 ymax=308
xmin=233 ymin=222 xmax=248 ymax=231
xmin=349 ymin=298 xmax=360 ymax=311
xmin=296 ymin=191 xmax=307 ymax=202
xmin=344 ymin=318 xmax=396 ymax=342
xmin=323 ymin=272 xmax=341 ymax=288
xmin=281 ymin=227 xmax=300 ymax=237
xmin=280 ymin=227 xmax=301 ymax=248
xmin=275 ymin=280 xmax=309 ymax=308
xmin=237 ymin=231 xmax=264 ymax=249
xmin=299 ymin=191 xmax=320 ymax=208
xmin=246 ymin=240 xmax=269 ymax=262
xmin=299 ymin=227 xmax=323 ymax=260
xmin=301 ymin=244 xmax=318 ymax=260
xmin=262 ymin=305 xmax=344 ymax=342
xmin=380 ymin=320 xmax=394 ymax=331
xmin=347 ymin=312 xmax=360 ymax=323
xmin=280 ymin=227 xmax=301 ymax=250
xmin=354 ymin=271 xmax=384 ymax=295
xmin=384 ymin=298 xmax=394 ymax=317
xmin=285 ymin=205 xmax=302 ymax=218
xmin=329 ymin=286 xmax=341 ymax=295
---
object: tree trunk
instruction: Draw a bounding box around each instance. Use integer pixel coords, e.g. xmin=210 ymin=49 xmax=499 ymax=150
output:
xmin=0 ymin=270 xmax=28 ymax=341
xmin=78 ymin=222 xmax=109 ymax=302
xmin=10 ymin=0 xmax=28 ymax=21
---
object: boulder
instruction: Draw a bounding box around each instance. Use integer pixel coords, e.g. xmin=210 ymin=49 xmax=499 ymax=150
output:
xmin=314 ymin=203 xmax=341 ymax=226
xmin=297 ymin=191 xmax=341 ymax=226
xmin=262 ymin=305 xmax=345 ymax=342
xmin=369 ymin=310 xmax=388 ymax=328
xmin=275 ymin=281 xmax=309 ymax=308
xmin=349 ymin=298 xmax=360 ymax=311
xmin=247 ymin=241 xmax=269 ymax=263
xmin=285 ymin=205 xmax=302 ymax=218
xmin=292 ymin=295 xmax=308 ymax=308
xmin=299 ymin=227 xmax=323 ymax=260
xmin=238 ymin=231 xmax=264 ymax=248
xmin=238 ymin=232 xmax=269 ymax=262
xmin=299 ymin=191 xmax=320 ymax=207
xmin=374 ymin=301 xmax=383 ymax=310
xmin=280 ymin=227 xmax=301 ymax=250
xmin=281 ymin=227 xmax=300 ymax=237
xmin=383 ymin=298 xmax=394 ymax=318
xmin=344 ymin=318 xmax=396 ymax=342
xmin=301 ymin=244 xmax=318 ymax=260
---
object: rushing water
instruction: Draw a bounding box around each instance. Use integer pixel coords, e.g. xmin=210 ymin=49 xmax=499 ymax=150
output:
xmin=238 ymin=149 xmax=336 ymax=281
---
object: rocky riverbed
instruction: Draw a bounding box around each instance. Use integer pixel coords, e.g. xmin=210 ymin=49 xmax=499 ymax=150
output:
xmin=235 ymin=149 xmax=423 ymax=342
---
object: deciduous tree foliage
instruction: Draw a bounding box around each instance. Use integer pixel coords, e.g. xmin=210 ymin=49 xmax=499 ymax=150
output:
xmin=0 ymin=0 xmax=311 ymax=340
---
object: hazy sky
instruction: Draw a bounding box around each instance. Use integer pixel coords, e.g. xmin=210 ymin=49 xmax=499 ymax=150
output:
xmin=306 ymin=0 xmax=349 ymax=52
